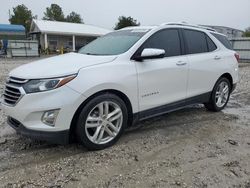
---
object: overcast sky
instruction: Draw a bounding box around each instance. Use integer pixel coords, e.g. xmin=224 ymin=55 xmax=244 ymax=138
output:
xmin=0 ymin=0 xmax=249 ymax=30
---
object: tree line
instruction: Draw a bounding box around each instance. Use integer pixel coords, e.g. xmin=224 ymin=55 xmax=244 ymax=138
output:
xmin=8 ymin=4 xmax=140 ymax=33
xmin=8 ymin=3 xmax=249 ymax=37
xmin=243 ymin=27 xmax=250 ymax=37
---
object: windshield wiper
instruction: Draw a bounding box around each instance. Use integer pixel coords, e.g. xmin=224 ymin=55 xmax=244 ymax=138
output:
xmin=80 ymin=52 xmax=111 ymax=56
xmin=85 ymin=53 xmax=100 ymax=55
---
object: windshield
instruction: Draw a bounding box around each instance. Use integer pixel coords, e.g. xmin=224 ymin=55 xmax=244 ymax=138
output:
xmin=78 ymin=29 xmax=149 ymax=55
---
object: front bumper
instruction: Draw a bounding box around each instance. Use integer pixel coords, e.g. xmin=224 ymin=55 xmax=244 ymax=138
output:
xmin=1 ymin=85 xmax=87 ymax=144
xmin=7 ymin=116 xmax=69 ymax=144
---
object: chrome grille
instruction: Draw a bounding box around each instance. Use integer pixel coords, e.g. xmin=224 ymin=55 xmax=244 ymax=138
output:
xmin=3 ymin=84 xmax=22 ymax=105
xmin=2 ymin=77 xmax=27 ymax=106
xmin=8 ymin=77 xmax=28 ymax=85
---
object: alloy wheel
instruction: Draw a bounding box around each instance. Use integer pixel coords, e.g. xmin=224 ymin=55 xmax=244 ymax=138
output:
xmin=85 ymin=101 xmax=123 ymax=144
xmin=215 ymin=81 xmax=230 ymax=108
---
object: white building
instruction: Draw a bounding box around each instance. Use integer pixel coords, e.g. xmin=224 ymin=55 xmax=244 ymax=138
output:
xmin=30 ymin=19 xmax=111 ymax=52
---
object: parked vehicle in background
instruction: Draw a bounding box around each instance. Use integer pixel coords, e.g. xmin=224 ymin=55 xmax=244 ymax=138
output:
xmin=1 ymin=23 xmax=239 ymax=150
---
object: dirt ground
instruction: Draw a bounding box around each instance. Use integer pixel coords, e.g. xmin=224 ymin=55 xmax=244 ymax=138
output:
xmin=0 ymin=57 xmax=249 ymax=188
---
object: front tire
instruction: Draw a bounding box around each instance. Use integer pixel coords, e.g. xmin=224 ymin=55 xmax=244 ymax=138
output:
xmin=76 ymin=93 xmax=128 ymax=150
xmin=205 ymin=77 xmax=231 ymax=112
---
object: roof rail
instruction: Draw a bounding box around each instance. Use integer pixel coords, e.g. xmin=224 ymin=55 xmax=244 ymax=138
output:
xmin=161 ymin=22 xmax=217 ymax=32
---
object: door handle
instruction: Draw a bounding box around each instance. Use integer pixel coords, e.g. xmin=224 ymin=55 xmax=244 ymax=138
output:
xmin=176 ymin=61 xmax=187 ymax=66
xmin=214 ymin=55 xmax=221 ymax=60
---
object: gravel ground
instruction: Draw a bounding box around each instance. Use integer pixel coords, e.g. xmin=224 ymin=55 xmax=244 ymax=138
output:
xmin=0 ymin=57 xmax=250 ymax=188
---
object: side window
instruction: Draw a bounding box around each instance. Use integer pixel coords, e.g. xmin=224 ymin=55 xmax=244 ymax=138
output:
xmin=206 ymin=36 xmax=217 ymax=52
xmin=142 ymin=29 xmax=181 ymax=57
xmin=184 ymin=29 xmax=208 ymax=54
xmin=211 ymin=33 xmax=233 ymax=50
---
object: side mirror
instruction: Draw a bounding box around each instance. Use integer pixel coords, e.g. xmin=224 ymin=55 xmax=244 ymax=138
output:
xmin=134 ymin=48 xmax=165 ymax=61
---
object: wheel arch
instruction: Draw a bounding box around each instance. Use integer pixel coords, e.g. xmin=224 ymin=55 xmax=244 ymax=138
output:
xmin=219 ymin=73 xmax=233 ymax=91
xmin=69 ymin=89 xmax=134 ymax=142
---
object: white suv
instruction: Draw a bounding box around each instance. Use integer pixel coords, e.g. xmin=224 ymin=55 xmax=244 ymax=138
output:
xmin=1 ymin=23 xmax=239 ymax=150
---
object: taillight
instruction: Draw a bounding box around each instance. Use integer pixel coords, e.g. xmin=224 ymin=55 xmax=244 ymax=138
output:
xmin=234 ymin=53 xmax=240 ymax=63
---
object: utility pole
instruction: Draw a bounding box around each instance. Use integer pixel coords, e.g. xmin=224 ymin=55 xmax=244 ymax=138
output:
xmin=8 ymin=9 xmax=11 ymax=22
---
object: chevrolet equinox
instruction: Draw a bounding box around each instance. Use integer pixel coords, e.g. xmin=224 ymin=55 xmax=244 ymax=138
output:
xmin=1 ymin=23 xmax=239 ymax=150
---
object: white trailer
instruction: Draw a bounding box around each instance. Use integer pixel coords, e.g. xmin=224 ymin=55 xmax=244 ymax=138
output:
xmin=7 ymin=40 xmax=39 ymax=57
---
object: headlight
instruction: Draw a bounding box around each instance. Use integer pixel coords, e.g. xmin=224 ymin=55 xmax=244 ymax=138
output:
xmin=23 ymin=74 xmax=77 ymax=93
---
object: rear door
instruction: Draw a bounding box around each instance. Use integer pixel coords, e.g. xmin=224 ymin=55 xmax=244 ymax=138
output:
xmin=134 ymin=29 xmax=189 ymax=112
xmin=183 ymin=29 xmax=220 ymax=99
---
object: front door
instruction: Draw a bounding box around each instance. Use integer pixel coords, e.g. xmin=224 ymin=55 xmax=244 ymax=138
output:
xmin=134 ymin=29 xmax=188 ymax=114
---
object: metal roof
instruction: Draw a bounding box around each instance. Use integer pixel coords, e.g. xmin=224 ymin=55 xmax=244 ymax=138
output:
xmin=0 ymin=24 xmax=25 ymax=32
xmin=161 ymin=22 xmax=217 ymax=32
xmin=201 ymin=25 xmax=244 ymax=32
xmin=30 ymin=19 xmax=111 ymax=36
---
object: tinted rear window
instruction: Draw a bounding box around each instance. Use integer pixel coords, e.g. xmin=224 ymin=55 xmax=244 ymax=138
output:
xmin=211 ymin=33 xmax=233 ymax=50
xmin=206 ymin=36 xmax=217 ymax=52
xmin=184 ymin=30 xmax=208 ymax=54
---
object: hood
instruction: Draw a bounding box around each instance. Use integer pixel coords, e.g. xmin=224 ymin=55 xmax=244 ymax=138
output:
xmin=9 ymin=53 xmax=117 ymax=79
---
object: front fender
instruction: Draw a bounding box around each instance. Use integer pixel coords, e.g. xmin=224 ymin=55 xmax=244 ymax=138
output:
xmin=67 ymin=61 xmax=139 ymax=113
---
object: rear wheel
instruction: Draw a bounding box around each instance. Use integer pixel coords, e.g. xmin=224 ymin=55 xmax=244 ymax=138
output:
xmin=205 ymin=77 xmax=231 ymax=112
xmin=76 ymin=93 xmax=128 ymax=150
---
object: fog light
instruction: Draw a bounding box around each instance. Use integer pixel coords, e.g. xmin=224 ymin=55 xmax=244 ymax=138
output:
xmin=41 ymin=109 xmax=60 ymax=126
